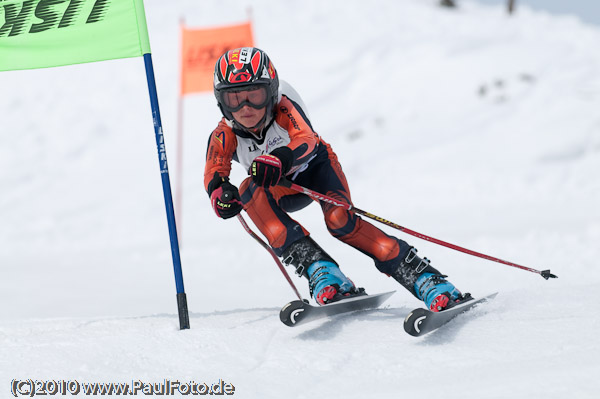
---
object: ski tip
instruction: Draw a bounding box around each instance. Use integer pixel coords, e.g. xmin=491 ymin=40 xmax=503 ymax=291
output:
xmin=541 ymin=270 xmax=558 ymax=279
xmin=280 ymin=300 xmax=306 ymax=327
xmin=403 ymin=308 xmax=429 ymax=337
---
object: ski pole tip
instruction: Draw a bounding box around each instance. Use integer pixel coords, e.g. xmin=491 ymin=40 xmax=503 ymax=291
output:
xmin=541 ymin=270 xmax=557 ymax=279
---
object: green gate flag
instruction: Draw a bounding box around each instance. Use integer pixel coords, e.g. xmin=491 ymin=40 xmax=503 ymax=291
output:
xmin=0 ymin=0 xmax=151 ymax=71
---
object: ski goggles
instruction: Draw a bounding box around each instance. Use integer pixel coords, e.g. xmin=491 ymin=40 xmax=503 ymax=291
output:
xmin=220 ymin=86 xmax=269 ymax=112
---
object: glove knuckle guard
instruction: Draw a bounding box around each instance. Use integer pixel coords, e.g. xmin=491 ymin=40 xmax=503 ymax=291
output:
xmin=251 ymin=154 xmax=283 ymax=187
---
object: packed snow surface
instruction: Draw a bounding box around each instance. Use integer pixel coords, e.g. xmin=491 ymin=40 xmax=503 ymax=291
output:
xmin=1 ymin=0 xmax=599 ymax=398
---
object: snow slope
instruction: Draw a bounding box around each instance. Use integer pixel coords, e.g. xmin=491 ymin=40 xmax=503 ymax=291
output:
xmin=1 ymin=0 xmax=599 ymax=397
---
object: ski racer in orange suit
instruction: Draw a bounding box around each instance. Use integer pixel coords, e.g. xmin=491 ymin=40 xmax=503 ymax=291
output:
xmin=205 ymin=47 xmax=466 ymax=310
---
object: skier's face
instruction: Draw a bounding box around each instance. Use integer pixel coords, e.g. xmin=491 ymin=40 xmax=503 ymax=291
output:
xmin=231 ymin=105 xmax=266 ymax=130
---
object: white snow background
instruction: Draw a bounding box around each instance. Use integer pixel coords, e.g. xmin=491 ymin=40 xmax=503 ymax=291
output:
xmin=1 ymin=0 xmax=599 ymax=398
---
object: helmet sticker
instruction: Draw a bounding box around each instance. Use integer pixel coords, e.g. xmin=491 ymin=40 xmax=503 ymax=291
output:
xmin=219 ymin=56 xmax=228 ymax=80
xmin=268 ymin=61 xmax=276 ymax=79
xmin=229 ymin=49 xmax=242 ymax=70
xmin=228 ymin=72 xmax=252 ymax=83
xmin=239 ymin=47 xmax=252 ymax=63
xmin=251 ymin=51 xmax=262 ymax=75
xmin=229 ymin=47 xmax=252 ymax=70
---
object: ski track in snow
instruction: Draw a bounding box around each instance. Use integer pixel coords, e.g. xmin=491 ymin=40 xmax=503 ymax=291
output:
xmin=1 ymin=0 xmax=599 ymax=397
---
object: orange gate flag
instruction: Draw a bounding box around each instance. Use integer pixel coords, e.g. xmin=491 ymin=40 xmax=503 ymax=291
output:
xmin=180 ymin=21 xmax=255 ymax=95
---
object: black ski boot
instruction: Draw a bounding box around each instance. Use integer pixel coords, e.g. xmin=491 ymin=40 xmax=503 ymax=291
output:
xmin=281 ymin=236 xmax=364 ymax=305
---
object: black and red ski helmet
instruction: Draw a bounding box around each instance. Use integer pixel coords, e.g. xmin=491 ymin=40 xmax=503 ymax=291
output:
xmin=213 ymin=47 xmax=279 ymax=125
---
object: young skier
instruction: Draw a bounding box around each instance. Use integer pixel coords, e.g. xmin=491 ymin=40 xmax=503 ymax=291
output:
xmin=204 ymin=47 xmax=468 ymax=310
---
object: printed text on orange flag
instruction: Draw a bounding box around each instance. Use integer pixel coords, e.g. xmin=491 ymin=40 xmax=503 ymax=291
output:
xmin=180 ymin=22 xmax=254 ymax=95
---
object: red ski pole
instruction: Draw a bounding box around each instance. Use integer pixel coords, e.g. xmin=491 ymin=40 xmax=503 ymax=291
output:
xmin=237 ymin=214 xmax=305 ymax=300
xmin=280 ymin=179 xmax=557 ymax=280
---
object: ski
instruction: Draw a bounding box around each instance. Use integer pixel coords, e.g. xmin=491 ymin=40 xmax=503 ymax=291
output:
xmin=280 ymin=291 xmax=395 ymax=327
xmin=404 ymin=292 xmax=497 ymax=337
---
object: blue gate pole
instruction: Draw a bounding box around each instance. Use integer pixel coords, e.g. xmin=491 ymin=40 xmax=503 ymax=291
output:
xmin=143 ymin=53 xmax=190 ymax=330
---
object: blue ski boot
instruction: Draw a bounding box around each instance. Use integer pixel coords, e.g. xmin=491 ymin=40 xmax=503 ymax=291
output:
xmin=281 ymin=236 xmax=361 ymax=305
xmin=387 ymin=246 xmax=468 ymax=312
xmin=307 ymin=260 xmax=356 ymax=305
xmin=414 ymin=272 xmax=464 ymax=312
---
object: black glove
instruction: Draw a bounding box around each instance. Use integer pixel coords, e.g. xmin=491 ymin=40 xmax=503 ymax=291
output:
xmin=250 ymin=147 xmax=294 ymax=187
xmin=208 ymin=176 xmax=243 ymax=219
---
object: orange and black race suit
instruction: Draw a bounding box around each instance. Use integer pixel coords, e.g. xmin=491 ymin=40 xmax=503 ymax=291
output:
xmin=204 ymin=83 xmax=410 ymax=273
